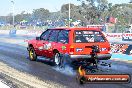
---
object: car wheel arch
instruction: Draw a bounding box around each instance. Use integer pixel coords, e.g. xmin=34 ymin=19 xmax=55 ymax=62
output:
xmin=53 ymin=49 xmax=59 ymax=54
xmin=29 ymin=44 xmax=33 ymax=48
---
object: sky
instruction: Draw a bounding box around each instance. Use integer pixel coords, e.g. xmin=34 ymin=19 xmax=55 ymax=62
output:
xmin=0 ymin=0 xmax=130 ymax=16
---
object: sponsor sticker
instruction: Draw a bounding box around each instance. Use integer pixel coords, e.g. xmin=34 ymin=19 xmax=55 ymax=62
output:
xmin=82 ymin=74 xmax=130 ymax=83
xmin=62 ymin=46 xmax=66 ymax=50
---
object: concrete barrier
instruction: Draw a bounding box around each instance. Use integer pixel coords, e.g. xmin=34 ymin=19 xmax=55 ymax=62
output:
xmin=0 ymin=30 xmax=10 ymax=35
xmin=16 ymin=30 xmax=44 ymax=37
xmin=0 ymin=30 xmax=44 ymax=37
xmin=0 ymin=30 xmax=132 ymax=41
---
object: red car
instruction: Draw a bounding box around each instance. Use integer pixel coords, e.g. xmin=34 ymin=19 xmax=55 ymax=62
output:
xmin=27 ymin=27 xmax=111 ymax=66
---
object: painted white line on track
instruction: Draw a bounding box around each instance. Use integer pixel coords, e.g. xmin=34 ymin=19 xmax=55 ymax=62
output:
xmin=0 ymin=80 xmax=10 ymax=88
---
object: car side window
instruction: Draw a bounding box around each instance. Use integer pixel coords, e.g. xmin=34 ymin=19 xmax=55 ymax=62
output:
xmin=48 ymin=30 xmax=60 ymax=42
xmin=58 ymin=30 xmax=69 ymax=44
xmin=40 ymin=29 xmax=52 ymax=40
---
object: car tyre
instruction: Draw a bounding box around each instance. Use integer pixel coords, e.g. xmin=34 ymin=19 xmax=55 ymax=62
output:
xmin=53 ymin=53 xmax=64 ymax=67
xmin=29 ymin=47 xmax=37 ymax=61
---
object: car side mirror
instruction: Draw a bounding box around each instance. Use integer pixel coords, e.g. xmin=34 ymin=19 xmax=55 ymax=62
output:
xmin=36 ymin=37 xmax=40 ymax=40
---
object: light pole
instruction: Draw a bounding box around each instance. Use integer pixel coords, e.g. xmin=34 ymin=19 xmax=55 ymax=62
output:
xmin=68 ymin=0 xmax=83 ymax=27
xmin=68 ymin=0 xmax=71 ymax=27
xmin=11 ymin=1 xmax=15 ymax=27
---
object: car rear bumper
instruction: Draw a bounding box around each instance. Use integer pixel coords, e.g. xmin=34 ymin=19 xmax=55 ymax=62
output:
xmin=67 ymin=54 xmax=112 ymax=61
xmin=61 ymin=53 xmax=111 ymax=64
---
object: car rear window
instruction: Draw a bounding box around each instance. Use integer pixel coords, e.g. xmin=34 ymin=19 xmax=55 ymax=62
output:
xmin=74 ymin=30 xmax=105 ymax=43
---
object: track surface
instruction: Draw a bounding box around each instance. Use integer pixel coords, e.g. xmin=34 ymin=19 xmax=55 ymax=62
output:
xmin=0 ymin=35 xmax=132 ymax=88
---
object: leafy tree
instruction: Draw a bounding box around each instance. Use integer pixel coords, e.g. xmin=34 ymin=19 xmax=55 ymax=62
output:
xmin=60 ymin=4 xmax=87 ymax=25
xmin=78 ymin=0 xmax=108 ymax=24
xmin=32 ymin=8 xmax=50 ymax=22
xmin=6 ymin=13 xmax=13 ymax=24
xmin=15 ymin=11 xmax=31 ymax=23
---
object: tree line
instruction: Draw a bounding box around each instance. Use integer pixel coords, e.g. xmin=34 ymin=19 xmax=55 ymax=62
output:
xmin=0 ymin=0 xmax=132 ymax=28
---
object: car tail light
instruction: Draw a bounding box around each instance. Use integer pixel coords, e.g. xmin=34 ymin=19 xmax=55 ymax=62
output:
xmin=70 ymin=46 xmax=74 ymax=54
xmin=108 ymin=47 xmax=111 ymax=54
xmin=108 ymin=47 xmax=111 ymax=51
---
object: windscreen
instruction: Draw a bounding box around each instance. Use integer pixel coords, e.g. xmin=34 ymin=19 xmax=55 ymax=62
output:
xmin=74 ymin=30 xmax=105 ymax=43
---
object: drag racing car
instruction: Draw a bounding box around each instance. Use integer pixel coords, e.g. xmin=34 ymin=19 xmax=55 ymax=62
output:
xmin=27 ymin=27 xmax=112 ymax=67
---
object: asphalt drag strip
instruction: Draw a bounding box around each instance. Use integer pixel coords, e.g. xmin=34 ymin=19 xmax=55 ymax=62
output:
xmin=0 ymin=62 xmax=66 ymax=88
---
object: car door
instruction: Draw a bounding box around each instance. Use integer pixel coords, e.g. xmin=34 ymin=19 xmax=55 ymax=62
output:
xmin=36 ymin=29 xmax=52 ymax=56
xmin=46 ymin=29 xmax=60 ymax=58
xmin=57 ymin=30 xmax=69 ymax=54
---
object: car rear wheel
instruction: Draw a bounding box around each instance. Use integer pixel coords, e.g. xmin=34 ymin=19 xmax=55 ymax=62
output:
xmin=53 ymin=53 xmax=63 ymax=67
xmin=29 ymin=47 xmax=37 ymax=61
